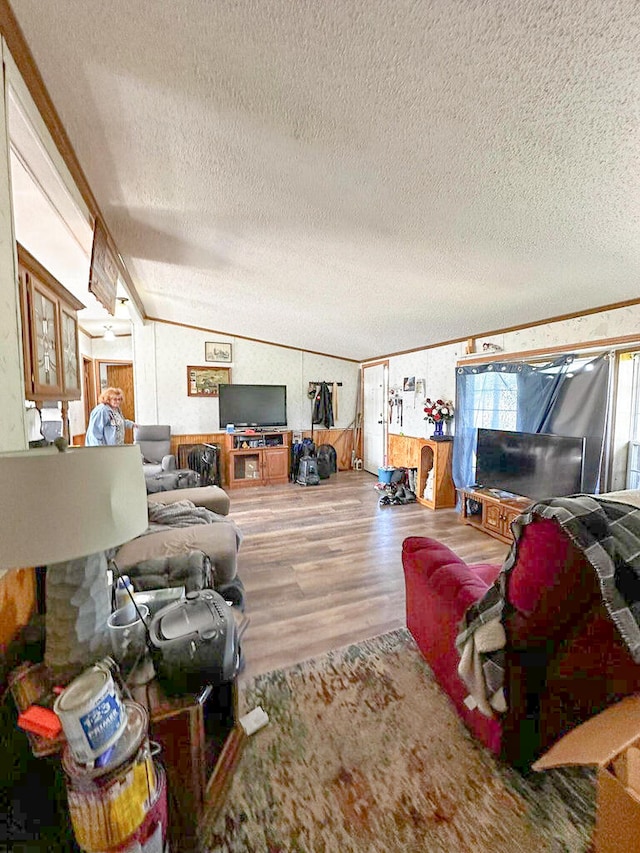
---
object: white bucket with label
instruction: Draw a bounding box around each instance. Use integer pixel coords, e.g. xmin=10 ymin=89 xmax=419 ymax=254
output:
xmin=54 ymin=660 xmax=127 ymax=765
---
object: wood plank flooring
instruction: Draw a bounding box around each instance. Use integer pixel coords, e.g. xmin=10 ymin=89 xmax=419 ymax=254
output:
xmin=231 ymin=470 xmax=510 ymax=683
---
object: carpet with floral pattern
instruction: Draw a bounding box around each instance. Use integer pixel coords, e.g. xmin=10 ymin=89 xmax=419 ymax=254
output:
xmin=203 ymin=629 xmax=595 ymax=852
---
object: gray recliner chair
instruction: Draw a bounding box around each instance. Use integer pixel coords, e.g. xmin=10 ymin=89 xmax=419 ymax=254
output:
xmin=134 ymin=425 xmax=177 ymax=476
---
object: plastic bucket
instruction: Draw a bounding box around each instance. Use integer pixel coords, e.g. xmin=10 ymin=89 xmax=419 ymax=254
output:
xmin=378 ymin=467 xmax=396 ymax=484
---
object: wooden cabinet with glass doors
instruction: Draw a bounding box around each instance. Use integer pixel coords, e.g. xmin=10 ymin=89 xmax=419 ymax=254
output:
xmin=18 ymin=243 xmax=84 ymax=401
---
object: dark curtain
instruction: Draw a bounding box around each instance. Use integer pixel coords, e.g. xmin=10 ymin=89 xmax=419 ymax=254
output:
xmin=452 ymin=352 xmax=612 ymax=496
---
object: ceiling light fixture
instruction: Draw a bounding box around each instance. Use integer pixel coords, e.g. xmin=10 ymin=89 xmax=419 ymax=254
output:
xmin=103 ymin=325 xmax=115 ymax=342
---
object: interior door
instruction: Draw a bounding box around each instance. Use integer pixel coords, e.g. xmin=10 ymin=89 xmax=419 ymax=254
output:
xmin=363 ymin=361 xmax=388 ymax=474
xmin=106 ymin=362 xmax=135 ymax=444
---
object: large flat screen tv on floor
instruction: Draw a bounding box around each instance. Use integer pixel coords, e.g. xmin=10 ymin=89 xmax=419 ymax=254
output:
xmin=474 ymin=428 xmax=585 ymax=500
xmin=218 ymin=384 xmax=287 ymax=429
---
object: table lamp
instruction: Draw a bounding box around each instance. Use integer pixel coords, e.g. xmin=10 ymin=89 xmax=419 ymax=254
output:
xmin=0 ymin=443 xmax=148 ymax=679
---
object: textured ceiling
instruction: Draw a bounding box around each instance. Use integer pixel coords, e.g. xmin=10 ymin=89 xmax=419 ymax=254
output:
xmin=8 ymin=0 xmax=640 ymax=361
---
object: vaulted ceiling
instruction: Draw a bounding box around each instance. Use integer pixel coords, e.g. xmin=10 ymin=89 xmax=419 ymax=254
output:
xmin=8 ymin=0 xmax=640 ymax=361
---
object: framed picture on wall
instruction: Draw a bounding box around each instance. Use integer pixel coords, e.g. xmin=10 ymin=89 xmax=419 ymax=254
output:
xmin=205 ymin=342 xmax=232 ymax=363
xmin=187 ymin=365 xmax=232 ymax=397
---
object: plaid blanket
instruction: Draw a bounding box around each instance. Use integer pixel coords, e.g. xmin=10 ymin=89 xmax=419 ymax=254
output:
xmin=455 ymin=494 xmax=640 ymax=717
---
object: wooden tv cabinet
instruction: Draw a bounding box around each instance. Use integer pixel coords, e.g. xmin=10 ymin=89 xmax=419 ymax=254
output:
xmin=458 ymin=486 xmax=533 ymax=543
xmin=224 ymin=430 xmax=290 ymax=488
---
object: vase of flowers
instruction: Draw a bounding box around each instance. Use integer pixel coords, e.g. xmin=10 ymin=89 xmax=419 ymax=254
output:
xmin=423 ymin=398 xmax=454 ymax=441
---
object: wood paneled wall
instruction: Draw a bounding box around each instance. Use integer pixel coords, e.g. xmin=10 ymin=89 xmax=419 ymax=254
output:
xmin=387 ymin=434 xmax=422 ymax=468
xmin=0 ymin=568 xmax=36 ymax=653
xmin=171 ymin=428 xmax=356 ymax=486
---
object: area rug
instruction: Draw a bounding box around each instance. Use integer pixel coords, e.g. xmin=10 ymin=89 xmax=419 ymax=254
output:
xmin=202 ymin=629 xmax=595 ymax=852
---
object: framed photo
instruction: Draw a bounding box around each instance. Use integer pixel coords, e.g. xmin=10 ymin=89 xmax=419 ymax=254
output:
xmin=403 ymin=376 xmax=416 ymax=392
xmin=187 ymin=365 xmax=231 ymax=397
xmin=205 ymin=341 xmax=232 ymax=363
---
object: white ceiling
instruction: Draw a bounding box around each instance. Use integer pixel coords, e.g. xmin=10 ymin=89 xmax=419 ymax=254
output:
xmin=8 ymin=0 xmax=640 ymax=361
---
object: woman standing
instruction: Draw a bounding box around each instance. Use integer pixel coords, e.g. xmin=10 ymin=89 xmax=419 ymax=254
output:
xmin=85 ymin=387 xmax=136 ymax=446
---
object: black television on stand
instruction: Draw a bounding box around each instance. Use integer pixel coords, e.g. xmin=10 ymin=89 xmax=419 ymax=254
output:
xmin=218 ymin=384 xmax=287 ymax=429
xmin=474 ymin=428 xmax=585 ymax=501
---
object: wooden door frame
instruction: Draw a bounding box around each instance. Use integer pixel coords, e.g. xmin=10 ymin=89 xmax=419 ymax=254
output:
xmin=96 ymin=359 xmax=135 ymax=442
xmin=95 ymin=360 xmax=135 ymax=402
xmin=82 ymin=356 xmax=96 ymax=423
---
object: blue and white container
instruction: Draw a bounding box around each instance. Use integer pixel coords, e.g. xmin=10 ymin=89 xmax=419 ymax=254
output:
xmin=54 ymin=659 xmax=127 ymax=765
xmin=115 ymin=575 xmax=136 ymax=622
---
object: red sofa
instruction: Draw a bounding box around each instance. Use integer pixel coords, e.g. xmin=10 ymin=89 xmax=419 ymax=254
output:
xmin=402 ymin=518 xmax=640 ymax=767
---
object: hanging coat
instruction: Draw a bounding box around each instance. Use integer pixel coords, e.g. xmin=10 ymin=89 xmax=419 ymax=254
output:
xmin=312 ymin=382 xmax=334 ymax=429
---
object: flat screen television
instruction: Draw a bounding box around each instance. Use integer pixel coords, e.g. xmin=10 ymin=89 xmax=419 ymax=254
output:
xmin=218 ymin=384 xmax=287 ymax=428
xmin=474 ymin=428 xmax=585 ymax=500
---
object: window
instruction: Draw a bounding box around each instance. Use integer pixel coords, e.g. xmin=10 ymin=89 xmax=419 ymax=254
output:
xmin=470 ymin=371 xmax=518 ymax=431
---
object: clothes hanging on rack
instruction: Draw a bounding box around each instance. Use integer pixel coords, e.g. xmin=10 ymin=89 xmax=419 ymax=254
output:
xmin=312 ymin=382 xmax=334 ymax=429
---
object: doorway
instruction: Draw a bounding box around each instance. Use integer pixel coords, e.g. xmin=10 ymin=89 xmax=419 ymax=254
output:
xmin=96 ymin=360 xmax=135 ymax=444
xmin=362 ymin=361 xmax=388 ymax=475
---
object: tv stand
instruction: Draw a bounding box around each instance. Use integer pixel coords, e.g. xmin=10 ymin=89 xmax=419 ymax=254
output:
xmin=224 ymin=430 xmax=290 ymax=488
xmin=458 ymin=486 xmax=533 ymax=543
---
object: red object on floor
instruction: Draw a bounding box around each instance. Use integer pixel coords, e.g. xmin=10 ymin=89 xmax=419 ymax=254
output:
xmin=17 ymin=704 xmax=62 ymax=739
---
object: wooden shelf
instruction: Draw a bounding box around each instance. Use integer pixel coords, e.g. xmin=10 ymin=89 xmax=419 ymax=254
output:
xmin=387 ymin=435 xmax=456 ymax=510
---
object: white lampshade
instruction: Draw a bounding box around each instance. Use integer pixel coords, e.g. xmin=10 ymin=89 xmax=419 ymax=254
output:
xmin=0 ymin=444 xmax=147 ymax=569
xmin=0 ymin=444 xmax=148 ymax=677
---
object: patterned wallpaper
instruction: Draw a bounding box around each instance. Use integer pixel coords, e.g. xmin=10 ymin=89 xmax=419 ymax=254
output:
xmin=387 ymin=303 xmax=640 ymax=447
xmin=135 ymin=321 xmax=359 ymax=434
xmin=388 ymin=342 xmax=463 ymax=440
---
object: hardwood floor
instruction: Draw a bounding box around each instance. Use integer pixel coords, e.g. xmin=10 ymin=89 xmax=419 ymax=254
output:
xmin=231 ymin=470 xmax=510 ymax=683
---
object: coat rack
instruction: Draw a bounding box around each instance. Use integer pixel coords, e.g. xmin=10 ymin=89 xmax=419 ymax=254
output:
xmin=307 ymin=381 xmax=342 ymax=431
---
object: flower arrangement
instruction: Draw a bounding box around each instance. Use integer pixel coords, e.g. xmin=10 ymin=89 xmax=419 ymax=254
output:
xmin=423 ymin=398 xmax=454 ymax=424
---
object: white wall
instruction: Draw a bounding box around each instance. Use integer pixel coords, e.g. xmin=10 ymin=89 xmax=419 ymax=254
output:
xmin=90 ymin=335 xmax=133 ymax=363
xmin=133 ymin=320 xmax=359 ymax=433
xmin=0 ymin=46 xmax=26 ymax=452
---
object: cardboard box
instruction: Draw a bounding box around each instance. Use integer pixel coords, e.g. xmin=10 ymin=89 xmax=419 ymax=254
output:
xmin=533 ymin=695 xmax=640 ymax=852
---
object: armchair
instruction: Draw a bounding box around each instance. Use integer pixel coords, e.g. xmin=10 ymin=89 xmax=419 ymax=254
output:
xmin=134 ymin=425 xmax=177 ymax=477
xmin=402 ymin=497 xmax=640 ymax=768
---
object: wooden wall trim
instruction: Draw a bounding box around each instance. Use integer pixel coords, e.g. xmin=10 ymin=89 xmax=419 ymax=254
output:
xmin=456 ymin=332 xmax=640 ymax=367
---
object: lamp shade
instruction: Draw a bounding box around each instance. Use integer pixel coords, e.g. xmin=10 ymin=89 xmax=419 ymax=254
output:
xmin=0 ymin=445 xmax=148 ymax=570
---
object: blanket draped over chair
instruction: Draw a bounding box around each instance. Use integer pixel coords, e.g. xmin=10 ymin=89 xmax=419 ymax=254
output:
xmin=146 ymin=499 xmax=243 ymax=546
xmin=455 ymin=493 xmax=640 ymax=717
